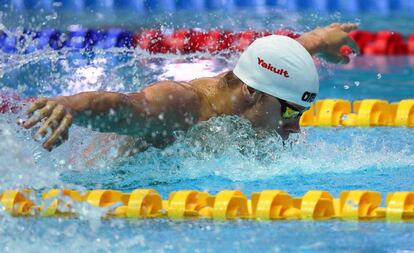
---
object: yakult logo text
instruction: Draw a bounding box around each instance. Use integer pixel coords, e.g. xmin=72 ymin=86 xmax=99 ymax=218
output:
xmin=257 ymin=57 xmax=289 ymax=78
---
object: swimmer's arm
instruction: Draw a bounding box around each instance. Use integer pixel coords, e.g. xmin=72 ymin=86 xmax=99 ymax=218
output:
xmin=297 ymin=23 xmax=359 ymax=63
xmin=54 ymin=91 xmax=138 ymax=133
xmin=59 ymin=82 xmax=202 ymax=135
xmin=23 ymin=81 xmax=203 ymax=150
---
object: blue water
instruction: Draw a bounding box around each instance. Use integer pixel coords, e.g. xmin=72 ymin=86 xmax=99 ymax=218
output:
xmin=1 ymin=7 xmax=414 ymax=253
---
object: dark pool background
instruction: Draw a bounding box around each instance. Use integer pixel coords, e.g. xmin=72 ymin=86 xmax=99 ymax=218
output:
xmin=0 ymin=3 xmax=414 ymax=253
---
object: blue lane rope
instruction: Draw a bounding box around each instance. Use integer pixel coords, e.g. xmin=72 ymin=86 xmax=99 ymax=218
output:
xmin=2 ymin=0 xmax=414 ymax=12
xmin=0 ymin=28 xmax=134 ymax=53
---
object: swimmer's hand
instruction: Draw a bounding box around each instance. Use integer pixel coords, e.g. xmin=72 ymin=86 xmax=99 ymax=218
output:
xmin=22 ymin=97 xmax=73 ymax=151
xmin=298 ymin=23 xmax=359 ymax=64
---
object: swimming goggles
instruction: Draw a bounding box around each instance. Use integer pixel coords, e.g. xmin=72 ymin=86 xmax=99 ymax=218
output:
xmin=277 ymin=98 xmax=308 ymax=120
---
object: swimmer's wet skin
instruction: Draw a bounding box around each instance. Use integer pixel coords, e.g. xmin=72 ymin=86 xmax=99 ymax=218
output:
xmin=22 ymin=23 xmax=359 ymax=152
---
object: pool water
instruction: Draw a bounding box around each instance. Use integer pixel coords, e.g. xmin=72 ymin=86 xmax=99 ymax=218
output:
xmin=1 ymin=7 xmax=414 ymax=253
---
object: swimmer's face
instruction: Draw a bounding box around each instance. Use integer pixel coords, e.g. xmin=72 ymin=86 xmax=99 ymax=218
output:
xmin=262 ymin=93 xmax=304 ymax=140
xmin=241 ymin=86 xmax=305 ymax=140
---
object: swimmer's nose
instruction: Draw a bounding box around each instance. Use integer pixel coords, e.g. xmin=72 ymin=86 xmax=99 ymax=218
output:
xmin=282 ymin=119 xmax=301 ymax=133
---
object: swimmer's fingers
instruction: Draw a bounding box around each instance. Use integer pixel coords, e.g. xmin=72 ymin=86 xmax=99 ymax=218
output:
xmin=335 ymin=35 xmax=357 ymax=64
xmin=26 ymin=97 xmax=48 ymax=115
xmin=327 ymin=23 xmax=359 ymax=52
xmin=332 ymin=29 xmax=360 ymax=62
xmin=345 ymin=35 xmax=360 ymax=55
xmin=23 ymin=101 xmax=57 ymax=129
xmin=339 ymin=23 xmax=358 ymax=33
xmin=339 ymin=24 xmax=360 ymax=54
xmin=47 ymin=130 xmax=69 ymax=151
xmin=335 ymin=52 xmax=351 ymax=64
xmin=328 ymin=23 xmax=358 ymax=33
xmin=34 ymin=105 xmax=66 ymax=140
xmin=43 ymin=114 xmax=73 ymax=151
xmin=43 ymin=131 xmax=68 ymax=151
xmin=340 ymin=55 xmax=350 ymax=64
xmin=329 ymin=23 xmax=341 ymax=28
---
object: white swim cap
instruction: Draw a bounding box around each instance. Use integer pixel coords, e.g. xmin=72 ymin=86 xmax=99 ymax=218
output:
xmin=233 ymin=35 xmax=319 ymax=108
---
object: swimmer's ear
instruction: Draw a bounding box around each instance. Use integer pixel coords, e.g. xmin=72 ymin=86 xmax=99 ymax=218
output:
xmin=242 ymin=84 xmax=252 ymax=98
xmin=252 ymin=92 xmax=263 ymax=104
xmin=242 ymin=84 xmax=262 ymax=104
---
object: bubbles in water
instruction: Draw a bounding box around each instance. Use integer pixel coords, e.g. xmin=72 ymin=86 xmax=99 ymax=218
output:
xmin=377 ymin=73 xmax=382 ymax=79
xmin=45 ymin=12 xmax=58 ymax=21
xmin=0 ymin=113 xmax=61 ymax=190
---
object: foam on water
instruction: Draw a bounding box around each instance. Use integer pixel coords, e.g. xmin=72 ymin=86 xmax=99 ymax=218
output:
xmin=57 ymin=116 xmax=414 ymax=191
xmin=0 ymin=115 xmax=62 ymax=190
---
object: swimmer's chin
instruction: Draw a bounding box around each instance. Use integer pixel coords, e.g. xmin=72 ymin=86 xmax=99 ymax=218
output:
xmin=280 ymin=133 xmax=290 ymax=141
xmin=274 ymin=128 xmax=288 ymax=140
xmin=278 ymin=130 xmax=301 ymax=141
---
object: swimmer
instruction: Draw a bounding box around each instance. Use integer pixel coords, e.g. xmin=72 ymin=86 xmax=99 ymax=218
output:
xmin=22 ymin=23 xmax=359 ymax=155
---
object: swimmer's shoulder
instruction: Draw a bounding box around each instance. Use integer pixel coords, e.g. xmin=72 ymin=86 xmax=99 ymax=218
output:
xmin=186 ymin=73 xmax=230 ymax=120
xmin=137 ymin=74 xmax=226 ymax=120
xmin=188 ymin=72 xmax=227 ymax=94
xmin=134 ymin=80 xmax=216 ymax=121
xmin=138 ymin=80 xmax=202 ymax=105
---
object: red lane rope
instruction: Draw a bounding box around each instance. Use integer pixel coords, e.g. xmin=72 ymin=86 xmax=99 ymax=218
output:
xmin=131 ymin=29 xmax=414 ymax=55
xmin=350 ymin=30 xmax=409 ymax=55
xmin=0 ymin=93 xmax=34 ymax=114
xmin=132 ymin=29 xmax=300 ymax=54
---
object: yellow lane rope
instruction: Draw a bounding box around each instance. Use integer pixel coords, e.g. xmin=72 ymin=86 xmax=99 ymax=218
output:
xmin=1 ymin=189 xmax=414 ymax=221
xmin=300 ymin=99 xmax=414 ymax=127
